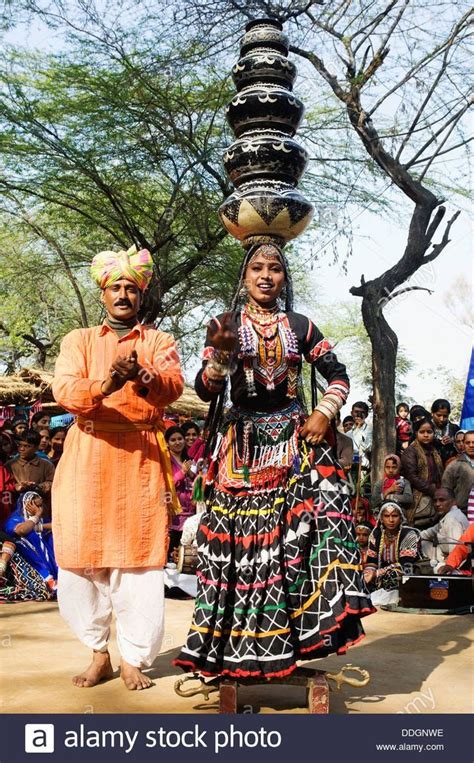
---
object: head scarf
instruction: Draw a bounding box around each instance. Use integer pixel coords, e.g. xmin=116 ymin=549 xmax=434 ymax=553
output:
xmin=18 ymin=491 xmax=42 ymax=520
xmin=230 ymin=242 xmax=294 ymax=312
xmin=91 ymin=245 xmax=153 ymax=291
xmin=383 ymin=453 xmax=401 ymax=492
xmin=377 ymin=501 xmax=407 ymax=527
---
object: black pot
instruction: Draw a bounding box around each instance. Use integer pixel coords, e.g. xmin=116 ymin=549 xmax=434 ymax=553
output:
xmin=226 ymin=88 xmax=304 ymax=138
xmin=223 ymin=135 xmax=308 ymax=187
xmin=240 ymin=18 xmax=289 ymax=57
xmin=232 ymin=51 xmax=297 ymax=92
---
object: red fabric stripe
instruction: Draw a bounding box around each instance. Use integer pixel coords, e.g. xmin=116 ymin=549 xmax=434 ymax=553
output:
xmin=200 ymin=523 xmax=280 ymax=548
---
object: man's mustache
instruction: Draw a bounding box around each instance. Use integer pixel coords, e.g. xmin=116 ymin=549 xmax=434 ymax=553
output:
xmin=114 ymin=301 xmax=132 ymax=307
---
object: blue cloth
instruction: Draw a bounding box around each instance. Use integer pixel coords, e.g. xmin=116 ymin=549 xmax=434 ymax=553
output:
xmin=50 ymin=414 xmax=74 ymax=428
xmin=460 ymin=346 xmax=474 ymax=431
xmin=3 ymin=495 xmax=57 ymax=581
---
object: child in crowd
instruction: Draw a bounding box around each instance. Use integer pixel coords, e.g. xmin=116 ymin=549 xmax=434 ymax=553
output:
xmin=371 ymin=454 xmax=413 ymax=517
xmin=395 ymin=402 xmax=411 ymax=453
xmin=355 ymin=522 xmax=371 ymax=566
xmin=6 ymin=430 xmax=55 ymax=520
xmin=342 ymin=415 xmax=354 ymax=433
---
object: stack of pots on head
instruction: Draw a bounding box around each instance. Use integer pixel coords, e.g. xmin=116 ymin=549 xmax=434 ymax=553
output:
xmin=219 ymin=18 xmax=314 ymax=250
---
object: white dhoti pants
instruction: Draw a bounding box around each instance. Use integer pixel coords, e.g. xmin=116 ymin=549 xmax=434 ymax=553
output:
xmin=58 ymin=567 xmax=164 ymax=667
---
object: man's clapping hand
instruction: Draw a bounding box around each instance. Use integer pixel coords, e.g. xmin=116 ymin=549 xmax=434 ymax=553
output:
xmin=101 ymin=350 xmax=140 ymax=395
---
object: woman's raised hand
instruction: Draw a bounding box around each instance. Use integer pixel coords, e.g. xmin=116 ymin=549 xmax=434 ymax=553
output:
xmin=210 ymin=322 xmax=238 ymax=353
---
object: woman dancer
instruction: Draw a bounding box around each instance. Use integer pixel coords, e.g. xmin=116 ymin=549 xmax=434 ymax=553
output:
xmin=174 ymin=243 xmax=374 ymax=678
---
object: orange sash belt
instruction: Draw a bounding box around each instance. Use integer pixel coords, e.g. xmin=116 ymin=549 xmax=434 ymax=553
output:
xmin=76 ymin=416 xmax=181 ymax=516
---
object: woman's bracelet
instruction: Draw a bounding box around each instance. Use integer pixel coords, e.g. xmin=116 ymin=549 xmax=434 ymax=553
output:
xmin=206 ymin=359 xmax=231 ymax=378
xmin=28 ymin=515 xmax=40 ymax=526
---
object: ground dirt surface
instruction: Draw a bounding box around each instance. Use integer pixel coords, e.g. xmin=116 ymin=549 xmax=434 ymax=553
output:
xmin=1 ymin=599 xmax=472 ymax=714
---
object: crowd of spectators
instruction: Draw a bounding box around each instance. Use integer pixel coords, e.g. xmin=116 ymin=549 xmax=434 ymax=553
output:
xmin=0 ymin=394 xmax=472 ymax=604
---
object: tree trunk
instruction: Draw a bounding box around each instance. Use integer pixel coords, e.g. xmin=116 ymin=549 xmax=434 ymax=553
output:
xmin=360 ymin=288 xmax=397 ymax=484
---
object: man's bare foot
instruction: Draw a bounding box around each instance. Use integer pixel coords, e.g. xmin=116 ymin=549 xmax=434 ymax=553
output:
xmin=72 ymin=651 xmax=114 ymax=688
xmin=120 ymin=658 xmax=153 ymax=690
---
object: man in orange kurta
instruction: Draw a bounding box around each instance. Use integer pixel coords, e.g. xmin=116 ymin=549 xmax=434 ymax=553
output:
xmin=52 ymin=246 xmax=183 ymax=690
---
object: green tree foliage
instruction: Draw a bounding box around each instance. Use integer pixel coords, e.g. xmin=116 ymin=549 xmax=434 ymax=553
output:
xmin=0 ymin=30 xmax=242 ymax=360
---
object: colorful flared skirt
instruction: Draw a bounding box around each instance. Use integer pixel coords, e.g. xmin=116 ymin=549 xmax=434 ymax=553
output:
xmin=0 ymin=552 xmax=51 ymax=603
xmin=174 ymin=409 xmax=375 ymax=678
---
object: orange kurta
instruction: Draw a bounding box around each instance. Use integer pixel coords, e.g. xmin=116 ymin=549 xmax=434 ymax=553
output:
xmin=51 ymin=323 xmax=184 ymax=569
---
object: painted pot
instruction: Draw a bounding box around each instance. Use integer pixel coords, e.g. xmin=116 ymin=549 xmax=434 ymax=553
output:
xmin=218 ymin=180 xmax=314 ymax=247
xmin=239 ymin=18 xmax=289 ymax=57
xmin=232 ymin=52 xmax=297 ymax=91
xmin=223 ymin=134 xmax=308 ymax=187
xmin=226 ymin=88 xmax=304 ymax=138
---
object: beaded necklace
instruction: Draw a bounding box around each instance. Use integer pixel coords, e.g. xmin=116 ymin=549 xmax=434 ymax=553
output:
xmin=238 ymin=303 xmax=300 ymax=397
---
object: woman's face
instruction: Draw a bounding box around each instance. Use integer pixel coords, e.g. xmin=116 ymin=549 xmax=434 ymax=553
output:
xmin=51 ymin=431 xmax=66 ymax=453
xmin=244 ymin=251 xmax=286 ymax=307
xmin=184 ymin=427 xmax=199 ymax=448
xmin=454 ymin=432 xmax=465 ymax=452
xmin=356 ymin=527 xmax=370 ymax=547
xmin=416 ymin=423 xmax=434 ymax=445
xmin=384 ymin=459 xmax=399 ymax=477
xmin=38 ymin=429 xmax=51 ymax=452
xmin=381 ymin=508 xmax=402 ymax=532
xmin=398 ymin=406 xmax=409 ymax=420
xmin=432 ymin=407 xmax=449 ymax=428
xmin=167 ymin=432 xmax=185 ymax=455
xmin=35 ymin=415 xmax=51 ymax=430
xmin=14 ymin=422 xmax=27 ymax=436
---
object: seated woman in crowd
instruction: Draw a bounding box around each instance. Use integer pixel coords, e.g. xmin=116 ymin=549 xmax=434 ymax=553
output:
xmin=371 ymin=454 xmax=413 ymax=517
xmin=181 ymin=420 xmax=206 ymax=463
xmin=401 ymin=417 xmax=443 ymax=528
xmin=3 ymin=491 xmax=57 ymax=593
xmin=47 ymin=426 xmax=67 ymax=465
xmin=364 ymin=502 xmax=421 ymax=599
xmin=165 ymin=426 xmax=196 ymax=558
xmin=0 ymin=529 xmax=51 ymax=602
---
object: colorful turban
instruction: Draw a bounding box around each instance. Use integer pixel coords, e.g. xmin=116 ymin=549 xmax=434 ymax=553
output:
xmin=90 ymin=245 xmax=154 ymax=291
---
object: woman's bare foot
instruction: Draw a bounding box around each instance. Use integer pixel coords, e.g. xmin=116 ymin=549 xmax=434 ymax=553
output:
xmin=72 ymin=651 xmax=114 ymax=688
xmin=120 ymin=658 xmax=153 ymax=690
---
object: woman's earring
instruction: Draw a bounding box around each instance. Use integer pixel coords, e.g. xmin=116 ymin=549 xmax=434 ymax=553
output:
xmin=239 ymin=282 xmax=248 ymax=298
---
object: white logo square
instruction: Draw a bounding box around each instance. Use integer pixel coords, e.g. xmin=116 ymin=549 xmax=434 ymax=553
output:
xmin=24 ymin=724 xmax=55 ymax=753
